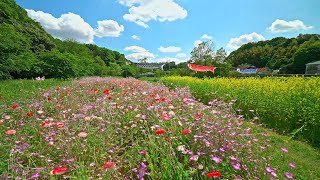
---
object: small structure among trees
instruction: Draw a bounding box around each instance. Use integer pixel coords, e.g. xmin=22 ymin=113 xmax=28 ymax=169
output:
xmin=305 ymin=61 xmax=320 ymax=74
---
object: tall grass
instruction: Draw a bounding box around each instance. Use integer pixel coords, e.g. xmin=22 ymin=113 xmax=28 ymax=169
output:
xmin=161 ymin=76 xmax=320 ymax=147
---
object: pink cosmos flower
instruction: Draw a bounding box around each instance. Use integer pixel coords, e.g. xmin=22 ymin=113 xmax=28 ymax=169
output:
xmin=285 ymin=172 xmax=295 ymax=179
xmin=211 ymin=156 xmax=222 ymax=164
xmin=280 ymin=147 xmax=288 ymax=153
xmin=288 ymin=162 xmax=296 ymax=168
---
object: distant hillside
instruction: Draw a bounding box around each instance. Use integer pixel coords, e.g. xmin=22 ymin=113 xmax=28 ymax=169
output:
xmin=0 ymin=0 xmax=131 ymax=79
xmin=226 ymin=34 xmax=320 ymax=74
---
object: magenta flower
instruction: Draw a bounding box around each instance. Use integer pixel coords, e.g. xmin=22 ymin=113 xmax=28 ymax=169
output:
xmin=138 ymin=162 xmax=147 ymax=180
xmin=280 ymin=147 xmax=288 ymax=153
xmin=288 ymin=162 xmax=296 ymax=168
xmin=231 ymin=161 xmax=241 ymax=171
xmin=285 ymin=172 xmax=295 ymax=179
xmin=211 ymin=156 xmax=222 ymax=164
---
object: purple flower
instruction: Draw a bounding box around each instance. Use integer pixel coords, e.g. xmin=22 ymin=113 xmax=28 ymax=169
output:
xmin=138 ymin=162 xmax=147 ymax=180
xmin=231 ymin=161 xmax=241 ymax=171
xmin=288 ymin=162 xmax=296 ymax=168
xmin=266 ymin=166 xmax=275 ymax=173
xmin=211 ymin=156 xmax=222 ymax=164
xmin=285 ymin=172 xmax=295 ymax=179
xmin=280 ymin=147 xmax=288 ymax=153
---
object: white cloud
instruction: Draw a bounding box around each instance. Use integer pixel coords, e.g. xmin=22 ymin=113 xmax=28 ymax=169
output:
xmin=94 ymin=20 xmax=124 ymax=37
xmin=124 ymin=45 xmax=155 ymax=61
xmin=124 ymin=45 xmax=147 ymax=53
xmin=132 ymin=35 xmax=140 ymax=40
xmin=158 ymin=46 xmax=181 ymax=53
xmin=267 ymin=19 xmax=313 ymax=33
xmin=194 ymin=40 xmax=202 ymax=47
xmin=26 ymin=9 xmax=94 ymax=43
xmin=155 ymin=57 xmax=187 ymax=64
xmin=201 ymin=34 xmax=212 ymax=40
xmin=118 ymin=0 xmax=188 ymax=28
xmin=175 ymin=53 xmax=187 ymax=58
xmin=226 ymin=32 xmax=265 ymax=50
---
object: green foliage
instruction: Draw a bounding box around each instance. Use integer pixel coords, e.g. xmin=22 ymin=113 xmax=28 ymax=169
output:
xmin=227 ymin=34 xmax=320 ymax=74
xmin=0 ymin=0 xmax=130 ymax=79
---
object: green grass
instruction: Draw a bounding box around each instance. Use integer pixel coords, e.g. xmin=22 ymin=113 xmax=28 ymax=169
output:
xmin=161 ymin=76 xmax=320 ymax=147
xmin=1 ymin=77 xmax=319 ymax=179
xmin=0 ymin=79 xmax=73 ymax=105
xmin=159 ymin=76 xmax=320 ymax=179
xmin=246 ymin=122 xmax=320 ymax=179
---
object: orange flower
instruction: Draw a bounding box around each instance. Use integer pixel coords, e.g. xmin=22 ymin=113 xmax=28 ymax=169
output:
xmin=103 ymin=162 xmax=115 ymax=169
xmin=6 ymin=129 xmax=16 ymax=135
xmin=51 ymin=167 xmax=68 ymax=175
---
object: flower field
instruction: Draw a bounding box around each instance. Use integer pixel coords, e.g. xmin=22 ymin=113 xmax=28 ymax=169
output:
xmin=161 ymin=76 xmax=320 ymax=147
xmin=0 ymin=77 xmax=319 ymax=179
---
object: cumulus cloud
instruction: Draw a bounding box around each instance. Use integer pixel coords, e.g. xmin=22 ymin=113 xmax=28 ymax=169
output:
xmin=94 ymin=20 xmax=124 ymax=37
xmin=194 ymin=40 xmax=202 ymax=47
xmin=158 ymin=46 xmax=181 ymax=53
xmin=155 ymin=57 xmax=187 ymax=64
xmin=201 ymin=34 xmax=212 ymax=40
xmin=132 ymin=35 xmax=140 ymax=40
xmin=124 ymin=45 xmax=155 ymax=61
xmin=175 ymin=53 xmax=187 ymax=58
xmin=267 ymin=19 xmax=313 ymax=33
xmin=26 ymin=9 xmax=94 ymax=43
xmin=26 ymin=9 xmax=124 ymax=43
xmin=117 ymin=0 xmax=188 ymax=28
xmin=226 ymin=32 xmax=265 ymax=50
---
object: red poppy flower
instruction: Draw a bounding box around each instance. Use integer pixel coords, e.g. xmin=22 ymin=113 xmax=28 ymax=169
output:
xmin=56 ymin=122 xmax=64 ymax=127
xmin=51 ymin=167 xmax=68 ymax=175
xmin=47 ymin=97 xmax=51 ymax=101
xmin=182 ymin=129 xmax=191 ymax=135
xmin=11 ymin=105 xmax=18 ymax=109
xmin=103 ymin=162 xmax=115 ymax=169
xmin=108 ymin=96 xmax=112 ymax=100
xmin=6 ymin=129 xmax=16 ymax=135
xmin=207 ymin=171 xmax=220 ymax=177
xmin=155 ymin=129 xmax=165 ymax=135
xmin=42 ymin=121 xmax=55 ymax=127
xmin=56 ymin=87 xmax=60 ymax=91
xmin=161 ymin=97 xmax=166 ymax=102
xmin=115 ymin=103 xmax=119 ymax=108
xmin=27 ymin=112 xmax=33 ymax=117
xmin=103 ymin=89 xmax=110 ymax=95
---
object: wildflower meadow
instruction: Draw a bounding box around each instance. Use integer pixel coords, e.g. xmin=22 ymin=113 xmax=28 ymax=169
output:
xmin=0 ymin=77 xmax=319 ymax=179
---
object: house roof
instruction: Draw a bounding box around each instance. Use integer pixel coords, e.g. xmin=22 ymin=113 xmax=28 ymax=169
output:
xmin=306 ymin=61 xmax=320 ymax=65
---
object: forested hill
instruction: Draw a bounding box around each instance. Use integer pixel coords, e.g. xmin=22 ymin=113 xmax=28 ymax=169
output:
xmin=0 ymin=0 xmax=129 ymax=79
xmin=226 ymin=34 xmax=320 ymax=74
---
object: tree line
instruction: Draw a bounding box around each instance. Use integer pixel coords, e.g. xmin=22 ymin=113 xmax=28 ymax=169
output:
xmin=0 ymin=0 xmax=137 ymax=79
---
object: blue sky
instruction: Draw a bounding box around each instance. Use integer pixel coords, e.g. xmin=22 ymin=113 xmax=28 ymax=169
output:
xmin=16 ymin=0 xmax=320 ymax=63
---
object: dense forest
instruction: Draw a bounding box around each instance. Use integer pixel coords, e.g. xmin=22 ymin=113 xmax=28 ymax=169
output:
xmin=226 ymin=34 xmax=320 ymax=74
xmin=0 ymin=0 xmax=133 ymax=79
